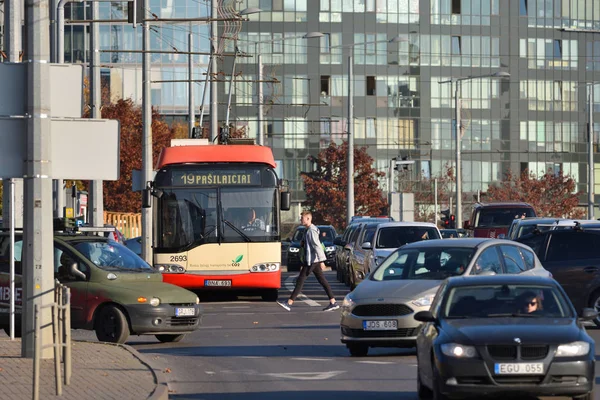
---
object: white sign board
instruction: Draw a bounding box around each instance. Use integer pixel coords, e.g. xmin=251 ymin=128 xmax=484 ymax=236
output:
xmin=0 ymin=63 xmax=83 ymax=118
xmin=0 ymin=118 xmax=120 ymax=180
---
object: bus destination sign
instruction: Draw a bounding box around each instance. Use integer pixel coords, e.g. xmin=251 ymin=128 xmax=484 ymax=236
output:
xmin=173 ymin=170 xmax=262 ymax=186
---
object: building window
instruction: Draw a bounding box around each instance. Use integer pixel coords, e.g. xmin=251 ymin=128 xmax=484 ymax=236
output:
xmin=553 ymin=39 xmax=562 ymax=59
xmin=452 ymin=0 xmax=461 ymax=14
xmin=367 ymin=76 xmax=376 ymax=96
xmin=321 ymin=75 xmax=330 ymax=96
xmin=366 ymin=118 xmax=376 ymax=138
xmin=519 ymin=0 xmax=527 ymax=15
xmin=321 ymin=33 xmax=331 ymax=54
xmin=451 ymin=36 xmax=461 ymax=55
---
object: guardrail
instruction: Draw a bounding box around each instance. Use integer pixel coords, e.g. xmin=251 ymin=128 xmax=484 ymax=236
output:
xmin=104 ymin=211 xmax=141 ymax=238
xmin=32 ymin=280 xmax=72 ymax=400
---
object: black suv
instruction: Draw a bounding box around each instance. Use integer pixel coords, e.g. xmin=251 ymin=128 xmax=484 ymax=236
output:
xmin=285 ymin=225 xmax=337 ymax=271
xmin=517 ymin=227 xmax=600 ymax=325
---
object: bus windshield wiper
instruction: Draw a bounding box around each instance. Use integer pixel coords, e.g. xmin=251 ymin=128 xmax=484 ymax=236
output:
xmin=222 ymin=218 xmax=252 ymax=242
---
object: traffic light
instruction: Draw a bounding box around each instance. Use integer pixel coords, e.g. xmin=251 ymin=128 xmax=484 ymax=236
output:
xmin=449 ymin=214 xmax=456 ymax=229
xmin=440 ymin=209 xmax=450 ymax=228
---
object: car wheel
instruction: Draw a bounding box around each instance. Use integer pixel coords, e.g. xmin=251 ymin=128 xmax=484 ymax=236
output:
xmin=417 ymin=369 xmax=433 ymax=399
xmin=347 ymin=343 xmax=369 ymax=357
xmin=589 ymin=290 xmax=600 ymax=327
xmin=95 ymin=305 xmax=130 ymax=344
xmin=155 ymin=334 xmax=186 ymax=343
xmin=261 ymin=289 xmax=278 ymax=302
xmin=432 ymin=368 xmax=449 ymax=400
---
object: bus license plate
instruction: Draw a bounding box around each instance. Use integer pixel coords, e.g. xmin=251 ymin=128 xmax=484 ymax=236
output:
xmin=175 ymin=307 xmax=195 ymax=317
xmin=205 ymin=280 xmax=232 ymax=287
xmin=363 ymin=320 xmax=397 ymax=330
xmin=494 ymin=363 xmax=544 ymax=375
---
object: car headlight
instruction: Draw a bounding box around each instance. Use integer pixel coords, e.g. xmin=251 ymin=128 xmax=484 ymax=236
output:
xmin=150 ymin=297 xmax=160 ymax=307
xmin=289 ymin=247 xmax=300 ymax=253
xmin=411 ymin=294 xmax=435 ymax=308
xmin=196 ymin=296 xmax=200 ymax=305
xmin=342 ymin=294 xmax=354 ymax=309
xmin=556 ymin=341 xmax=590 ymax=357
xmin=441 ymin=343 xmax=477 ymax=358
xmin=250 ymin=263 xmax=280 ymax=272
xmin=326 ymin=246 xmax=335 ymax=252
xmin=155 ymin=264 xmax=185 ymax=273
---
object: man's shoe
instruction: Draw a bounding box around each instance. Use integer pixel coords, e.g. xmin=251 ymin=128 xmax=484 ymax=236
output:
xmin=323 ymin=302 xmax=340 ymax=312
xmin=277 ymin=301 xmax=291 ymax=311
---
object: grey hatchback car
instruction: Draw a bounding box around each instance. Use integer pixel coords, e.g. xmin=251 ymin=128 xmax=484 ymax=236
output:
xmin=340 ymin=238 xmax=550 ymax=357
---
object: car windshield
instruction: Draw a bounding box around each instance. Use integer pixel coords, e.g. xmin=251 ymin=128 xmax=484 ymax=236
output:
xmin=443 ymin=284 xmax=573 ymax=319
xmin=73 ymin=240 xmax=153 ymax=271
xmin=292 ymin=228 xmax=306 ymax=241
xmin=319 ymin=228 xmax=335 ymax=241
xmin=375 ymin=226 xmax=441 ymax=249
xmin=475 ymin=208 xmax=536 ymax=228
xmin=370 ymin=247 xmax=475 ymax=281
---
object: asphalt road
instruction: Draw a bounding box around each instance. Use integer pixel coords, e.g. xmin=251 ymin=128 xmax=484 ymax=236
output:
xmin=68 ymin=270 xmax=600 ymax=400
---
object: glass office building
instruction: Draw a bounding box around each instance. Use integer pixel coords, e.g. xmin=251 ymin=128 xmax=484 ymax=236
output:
xmin=9 ymin=0 xmax=599 ymax=217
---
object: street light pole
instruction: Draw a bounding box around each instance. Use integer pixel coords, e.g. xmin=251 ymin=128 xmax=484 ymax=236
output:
xmin=347 ymin=48 xmax=354 ymax=225
xmin=188 ymin=32 xmax=195 ymax=138
xmin=257 ymin=52 xmax=264 ymax=146
xmin=141 ymin=0 xmax=153 ymax=263
xmin=210 ymin=0 xmax=218 ymax=142
xmin=589 ymin=85 xmax=595 ymax=219
xmin=454 ymin=80 xmax=462 ymax=229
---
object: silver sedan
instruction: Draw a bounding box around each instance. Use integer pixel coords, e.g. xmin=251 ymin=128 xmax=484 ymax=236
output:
xmin=340 ymin=238 xmax=550 ymax=357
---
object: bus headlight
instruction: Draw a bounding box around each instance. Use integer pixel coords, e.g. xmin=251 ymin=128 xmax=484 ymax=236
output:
xmin=155 ymin=264 xmax=185 ymax=273
xmin=250 ymin=263 xmax=280 ymax=272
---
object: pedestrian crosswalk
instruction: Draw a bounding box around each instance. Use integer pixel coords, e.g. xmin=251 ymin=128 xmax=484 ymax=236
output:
xmin=280 ymin=271 xmax=350 ymax=305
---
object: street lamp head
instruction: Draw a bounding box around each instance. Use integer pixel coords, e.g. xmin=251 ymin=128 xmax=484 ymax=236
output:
xmin=493 ymin=71 xmax=510 ymax=78
xmin=303 ymin=32 xmax=325 ymax=39
xmin=239 ymin=7 xmax=262 ymax=15
xmin=388 ymin=35 xmax=409 ymax=43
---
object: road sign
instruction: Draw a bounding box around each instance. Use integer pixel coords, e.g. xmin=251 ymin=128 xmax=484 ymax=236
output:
xmin=0 ymin=63 xmax=83 ymax=117
xmin=0 ymin=118 xmax=120 ymax=180
xmin=65 ymin=208 xmax=74 ymax=218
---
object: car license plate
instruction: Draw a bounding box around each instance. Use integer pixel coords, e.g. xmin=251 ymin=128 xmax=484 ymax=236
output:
xmin=363 ymin=320 xmax=397 ymax=330
xmin=205 ymin=280 xmax=232 ymax=287
xmin=175 ymin=307 xmax=195 ymax=317
xmin=494 ymin=363 xmax=544 ymax=375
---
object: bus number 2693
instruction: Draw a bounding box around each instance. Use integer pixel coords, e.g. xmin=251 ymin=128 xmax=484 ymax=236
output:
xmin=170 ymin=255 xmax=188 ymax=262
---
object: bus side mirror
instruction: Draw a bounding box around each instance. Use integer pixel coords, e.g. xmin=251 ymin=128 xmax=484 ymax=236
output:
xmin=142 ymin=188 xmax=152 ymax=208
xmin=280 ymin=192 xmax=291 ymax=211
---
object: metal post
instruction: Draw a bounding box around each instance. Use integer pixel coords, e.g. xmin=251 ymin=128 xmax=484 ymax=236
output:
xmin=9 ymin=179 xmax=15 ymax=340
xmin=454 ymin=80 xmax=462 ymax=230
xmin=257 ymin=52 xmax=264 ymax=146
xmin=141 ymin=0 xmax=153 ymax=263
xmin=188 ymin=32 xmax=195 ymax=138
xmin=589 ymin=85 xmax=595 ymax=219
xmin=89 ymin=0 xmax=103 ymax=227
xmin=198 ymin=56 xmax=212 ymax=136
xmin=64 ymin=287 xmax=71 ymax=385
xmin=5 ymin=0 xmax=22 ymax=62
xmin=225 ymin=50 xmax=238 ymax=126
xmin=210 ymin=0 xmax=218 ymax=141
xmin=388 ymin=158 xmax=395 ymax=199
xmin=23 ymin=0 xmax=55 ymax=359
xmin=33 ymin=304 xmax=40 ymax=400
xmin=434 ymin=178 xmax=438 ymax=226
xmin=52 ymin=303 xmax=62 ymax=395
xmin=346 ymin=50 xmax=355 ymax=225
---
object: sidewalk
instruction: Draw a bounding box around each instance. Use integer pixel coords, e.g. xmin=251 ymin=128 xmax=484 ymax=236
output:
xmin=0 ymin=337 xmax=168 ymax=400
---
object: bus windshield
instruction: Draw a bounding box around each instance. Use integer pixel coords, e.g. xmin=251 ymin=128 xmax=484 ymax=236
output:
xmin=156 ymin=187 xmax=279 ymax=250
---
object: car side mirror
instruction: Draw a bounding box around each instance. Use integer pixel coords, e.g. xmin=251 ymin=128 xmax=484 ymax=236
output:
xmin=362 ymin=242 xmax=372 ymax=250
xmin=414 ymin=310 xmax=436 ymax=323
xmin=69 ymin=262 xmax=86 ymax=281
xmin=463 ymin=221 xmax=470 ymax=229
xmin=280 ymin=192 xmax=291 ymax=211
xmin=142 ymin=188 xmax=152 ymax=208
xmin=580 ymin=308 xmax=598 ymax=321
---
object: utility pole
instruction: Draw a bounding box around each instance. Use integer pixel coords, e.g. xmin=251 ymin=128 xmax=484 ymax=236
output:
xmin=434 ymin=178 xmax=438 ymax=226
xmin=256 ymin=52 xmax=264 ymax=146
xmin=346 ymin=49 xmax=354 ymax=225
xmin=454 ymin=80 xmax=462 ymax=230
xmin=589 ymin=85 xmax=595 ymax=219
xmin=188 ymin=32 xmax=195 ymax=138
xmin=88 ymin=0 xmax=103 ymax=227
xmin=210 ymin=0 xmax=218 ymax=141
xmin=22 ymin=0 xmax=55 ymax=358
xmin=141 ymin=0 xmax=153 ymax=263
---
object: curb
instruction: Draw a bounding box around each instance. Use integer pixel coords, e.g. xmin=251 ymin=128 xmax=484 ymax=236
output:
xmin=75 ymin=340 xmax=169 ymax=400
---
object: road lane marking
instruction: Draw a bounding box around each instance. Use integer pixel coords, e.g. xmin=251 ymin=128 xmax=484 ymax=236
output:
xmin=355 ymin=361 xmax=396 ymax=365
xmin=291 ymin=358 xmax=332 ymax=362
xmin=284 ymin=275 xmax=320 ymax=307
xmin=264 ymin=371 xmax=345 ymax=380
